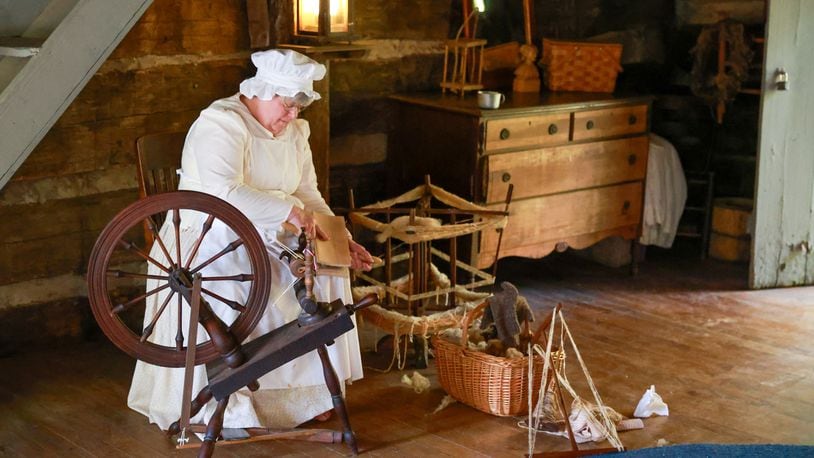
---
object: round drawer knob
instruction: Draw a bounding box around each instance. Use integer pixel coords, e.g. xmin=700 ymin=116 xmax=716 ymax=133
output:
xmin=548 ymin=124 xmax=558 ymax=135
xmin=500 ymin=128 xmax=510 ymax=140
xmin=501 ymin=172 xmax=512 ymax=182
xmin=628 ymin=153 xmax=637 ymax=165
xmin=623 ymin=200 xmax=631 ymax=212
xmin=586 ymin=120 xmax=595 ymax=130
xmin=628 ymin=114 xmax=638 ymax=125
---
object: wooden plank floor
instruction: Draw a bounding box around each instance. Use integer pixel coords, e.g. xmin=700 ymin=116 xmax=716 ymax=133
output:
xmin=1 ymin=247 xmax=813 ymax=457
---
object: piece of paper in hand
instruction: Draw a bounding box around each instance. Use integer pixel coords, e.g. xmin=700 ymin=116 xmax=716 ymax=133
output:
xmin=313 ymin=213 xmax=351 ymax=267
xmin=634 ymin=385 xmax=669 ymax=418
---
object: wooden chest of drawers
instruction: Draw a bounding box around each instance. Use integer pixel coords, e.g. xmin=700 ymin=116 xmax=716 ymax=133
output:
xmin=388 ymin=92 xmax=653 ymax=269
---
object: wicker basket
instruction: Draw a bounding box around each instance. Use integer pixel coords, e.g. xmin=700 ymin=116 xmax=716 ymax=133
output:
xmin=431 ymin=301 xmax=545 ymax=417
xmin=540 ymin=38 xmax=623 ymax=93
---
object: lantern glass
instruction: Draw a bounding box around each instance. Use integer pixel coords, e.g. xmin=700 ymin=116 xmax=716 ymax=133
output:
xmin=329 ymin=0 xmax=349 ymax=33
xmin=297 ymin=0 xmax=320 ymax=33
xmin=296 ymin=0 xmax=350 ymax=36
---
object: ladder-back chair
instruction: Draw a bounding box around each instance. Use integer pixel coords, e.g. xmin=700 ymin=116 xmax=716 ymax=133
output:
xmin=135 ymin=131 xmax=186 ymax=246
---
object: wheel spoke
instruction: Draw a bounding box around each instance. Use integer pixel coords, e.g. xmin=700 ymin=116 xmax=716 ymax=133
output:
xmin=173 ymin=208 xmax=182 ymax=268
xmin=107 ymin=269 xmax=168 ymax=281
xmin=140 ymin=290 xmax=176 ymax=342
xmin=189 ymin=239 xmax=245 ymax=275
xmin=118 ymin=239 xmax=171 ymax=273
xmin=147 ymin=215 xmax=177 ymax=269
xmin=201 ymin=274 xmax=254 ymax=282
xmin=110 ymin=283 xmax=170 ymax=315
xmin=185 ymin=214 xmax=216 ymax=269
xmin=201 ymin=288 xmax=246 ymax=312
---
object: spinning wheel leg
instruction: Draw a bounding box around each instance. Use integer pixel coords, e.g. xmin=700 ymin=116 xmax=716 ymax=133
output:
xmin=199 ymin=397 xmax=229 ymax=458
xmin=167 ymin=385 xmax=213 ymax=435
xmin=317 ymin=345 xmax=358 ymax=455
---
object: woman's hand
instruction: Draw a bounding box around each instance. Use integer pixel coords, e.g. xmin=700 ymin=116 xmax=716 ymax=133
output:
xmin=348 ymin=238 xmax=374 ymax=271
xmin=286 ymin=206 xmax=328 ymax=241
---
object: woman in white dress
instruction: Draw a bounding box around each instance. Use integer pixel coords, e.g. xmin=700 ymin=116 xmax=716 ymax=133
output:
xmin=127 ymin=49 xmax=374 ymax=431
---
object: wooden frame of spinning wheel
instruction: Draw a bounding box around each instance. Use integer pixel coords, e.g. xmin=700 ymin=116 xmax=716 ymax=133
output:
xmin=86 ymin=191 xmax=372 ymax=456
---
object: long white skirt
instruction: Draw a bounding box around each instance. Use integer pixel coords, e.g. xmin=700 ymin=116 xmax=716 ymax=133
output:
xmin=127 ymin=218 xmax=363 ymax=430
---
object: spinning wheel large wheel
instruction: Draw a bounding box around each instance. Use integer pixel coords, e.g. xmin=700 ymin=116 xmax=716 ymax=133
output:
xmin=87 ymin=191 xmax=271 ymax=368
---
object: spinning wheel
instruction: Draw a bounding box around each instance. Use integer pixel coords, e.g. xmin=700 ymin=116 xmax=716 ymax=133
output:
xmin=87 ymin=191 xmax=271 ymax=367
xmin=89 ymin=191 xmax=375 ymax=456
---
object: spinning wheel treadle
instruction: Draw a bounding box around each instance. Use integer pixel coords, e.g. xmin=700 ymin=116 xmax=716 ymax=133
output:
xmin=87 ymin=191 xmax=271 ymax=367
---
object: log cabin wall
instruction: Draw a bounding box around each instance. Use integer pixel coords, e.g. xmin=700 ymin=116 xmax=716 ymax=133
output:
xmin=0 ymin=0 xmax=452 ymax=353
xmin=326 ymin=2 xmax=451 ymax=207
xmin=0 ymin=1 xmax=254 ymax=352
xmin=0 ymin=0 xmax=767 ymax=352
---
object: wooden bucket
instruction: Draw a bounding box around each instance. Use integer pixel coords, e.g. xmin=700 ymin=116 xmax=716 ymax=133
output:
xmin=709 ymin=197 xmax=753 ymax=262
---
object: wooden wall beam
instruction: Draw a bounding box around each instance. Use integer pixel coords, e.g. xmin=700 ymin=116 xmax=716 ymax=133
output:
xmin=247 ymin=0 xmax=271 ymax=49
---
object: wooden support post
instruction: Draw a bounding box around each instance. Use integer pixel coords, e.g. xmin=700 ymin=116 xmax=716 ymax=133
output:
xmin=715 ymin=19 xmax=727 ymax=124
xmin=385 ymin=209 xmax=393 ymax=305
xmin=492 ymin=184 xmax=514 ymax=277
xmin=450 ymin=213 xmax=457 ymax=307
xmin=523 ymin=0 xmax=533 ymax=45
xmin=317 ymin=345 xmax=358 ymax=454
xmin=408 ymin=209 xmax=417 ymax=315
xmin=462 ymin=0 xmax=472 ymax=39
xmin=348 ymin=188 xmax=357 ymax=284
xmin=179 ymin=273 xmax=203 ymax=445
xmin=246 ymin=0 xmax=270 ymax=49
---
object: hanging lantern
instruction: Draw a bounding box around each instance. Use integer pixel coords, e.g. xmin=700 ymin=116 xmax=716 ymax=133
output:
xmin=295 ymin=0 xmax=352 ymax=41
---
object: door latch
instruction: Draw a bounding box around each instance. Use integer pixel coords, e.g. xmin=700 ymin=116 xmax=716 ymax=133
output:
xmin=775 ymin=68 xmax=789 ymax=91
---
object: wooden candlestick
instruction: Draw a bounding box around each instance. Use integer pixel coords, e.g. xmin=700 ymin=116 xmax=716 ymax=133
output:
xmin=513 ymin=0 xmax=539 ymax=93
xmin=513 ymin=43 xmax=540 ymax=93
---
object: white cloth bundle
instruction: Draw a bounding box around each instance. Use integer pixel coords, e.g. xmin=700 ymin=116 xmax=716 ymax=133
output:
xmin=634 ymin=385 xmax=670 ymax=418
xmin=640 ymin=134 xmax=687 ymax=248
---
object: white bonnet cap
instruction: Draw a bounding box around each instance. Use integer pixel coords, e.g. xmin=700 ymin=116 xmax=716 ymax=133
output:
xmin=239 ymin=49 xmax=327 ymax=101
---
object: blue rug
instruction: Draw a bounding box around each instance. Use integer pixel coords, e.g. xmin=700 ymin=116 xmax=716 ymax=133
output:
xmin=616 ymin=444 xmax=814 ymax=457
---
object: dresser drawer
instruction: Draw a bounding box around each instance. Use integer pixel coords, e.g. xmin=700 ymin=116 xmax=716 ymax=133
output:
xmin=480 ymin=181 xmax=643 ymax=256
xmin=572 ymin=104 xmax=648 ymax=142
xmin=484 ymin=136 xmax=649 ymax=203
xmin=483 ymin=112 xmax=570 ymax=152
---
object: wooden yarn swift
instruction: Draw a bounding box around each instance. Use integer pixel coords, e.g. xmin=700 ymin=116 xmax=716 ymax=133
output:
xmin=345 ymin=176 xmax=511 ymax=368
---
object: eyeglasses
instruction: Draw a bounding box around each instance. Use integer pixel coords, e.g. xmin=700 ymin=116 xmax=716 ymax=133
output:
xmin=279 ymin=96 xmax=310 ymax=114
